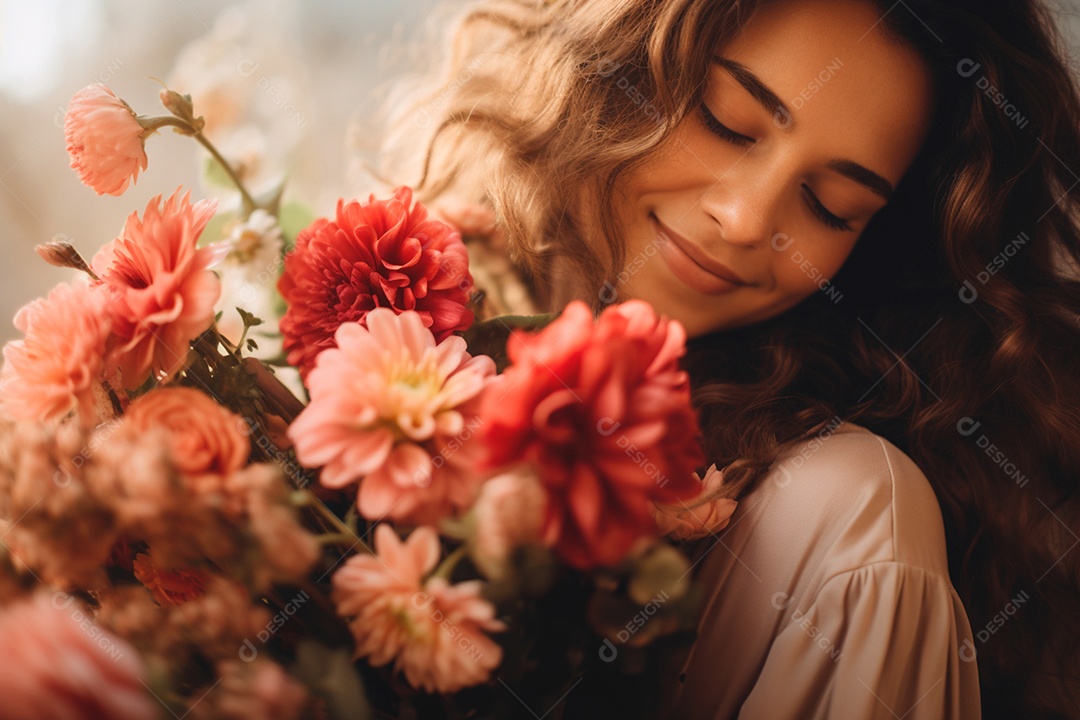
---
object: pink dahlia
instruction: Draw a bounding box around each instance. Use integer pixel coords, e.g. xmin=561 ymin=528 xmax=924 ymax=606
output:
xmin=278 ymin=186 xmax=475 ymax=380
xmin=0 ymin=593 xmax=157 ymax=720
xmin=92 ymin=189 xmax=221 ymax=389
xmin=0 ymin=282 xmax=112 ymax=425
xmin=332 ymin=525 xmax=505 ymax=693
xmin=288 ymin=308 xmax=494 ymax=525
xmin=653 ymin=464 xmax=738 ymax=541
xmin=65 ymin=83 xmax=148 ymax=196
xmin=479 ymin=300 xmax=704 ymax=569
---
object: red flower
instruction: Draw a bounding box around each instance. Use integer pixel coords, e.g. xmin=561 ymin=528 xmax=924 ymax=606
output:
xmin=479 ymin=300 xmax=704 ymax=569
xmin=278 ymin=187 xmax=474 ymax=379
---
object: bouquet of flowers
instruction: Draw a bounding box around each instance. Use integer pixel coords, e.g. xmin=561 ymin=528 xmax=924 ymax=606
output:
xmin=0 ymin=78 xmax=738 ymax=720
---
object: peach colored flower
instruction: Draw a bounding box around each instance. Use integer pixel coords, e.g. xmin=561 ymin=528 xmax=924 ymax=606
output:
xmin=132 ymin=552 xmax=209 ymax=606
xmin=222 ymin=464 xmax=320 ymax=585
xmin=278 ymin=186 xmax=475 ymax=380
xmin=653 ymin=464 xmax=738 ymax=541
xmin=289 ymin=308 xmax=495 ymax=525
xmin=0 ymin=593 xmax=157 ymax=720
xmin=0 ymin=282 xmax=112 ymax=425
xmin=332 ymin=525 xmax=505 ymax=693
xmin=190 ymin=660 xmax=310 ymax=720
xmin=470 ymin=467 xmax=547 ymax=580
xmin=479 ymin=300 xmax=704 ymax=569
xmin=120 ymin=387 xmax=249 ymax=486
xmin=65 ymin=83 xmax=149 ymax=196
xmin=92 ymin=189 xmax=221 ymax=389
xmin=0 ymin=421 xmax=124 ymax=587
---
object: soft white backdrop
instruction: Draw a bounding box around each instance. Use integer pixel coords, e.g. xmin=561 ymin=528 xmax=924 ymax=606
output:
xmin=0 ymin=0 xmax=1077 ymax=343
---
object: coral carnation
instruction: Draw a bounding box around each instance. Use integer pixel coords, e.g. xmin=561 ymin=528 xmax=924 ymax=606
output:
xmin=278 ymin=186 xmax=475 ymax=379
xmin=92 ymin=189 xmax=221 ymax=389
xmin=332 ymin=525 xmax=504 ymax=693
xmin=0 ymin=282 xmax=112 ymax=425
xmin=65 ymin=83 xmax=149 ymax=196
xmin=0 ymin=593 xmax=157 ymax=720
xmin=479 ymin=300 xmax=704 ymax=569
xmin=288 ymin=308 xmax=494 ymax=525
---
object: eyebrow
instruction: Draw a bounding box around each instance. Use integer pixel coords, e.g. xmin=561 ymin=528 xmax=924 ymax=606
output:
xmin=712 ymin=56 xmax=895 ymax=200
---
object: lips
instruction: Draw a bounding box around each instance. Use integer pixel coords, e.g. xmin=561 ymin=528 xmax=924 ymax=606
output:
xmin=650 ymin=215 xmax=747 ymax=295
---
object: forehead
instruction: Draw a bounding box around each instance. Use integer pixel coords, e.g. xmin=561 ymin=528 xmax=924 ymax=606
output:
xmin=716 ymin=0 xmax=934 ymax=186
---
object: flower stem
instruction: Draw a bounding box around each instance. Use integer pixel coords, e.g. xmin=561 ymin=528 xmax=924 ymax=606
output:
xmin=192 ymin=130 xmax=259 ymax=214
xmin=429 ymin=544 xmax=468 ymax=583
xmin=292 ymin=490 xmax=372 ymax=555
xmin=137 ymin=114 xmax=259 ymax=213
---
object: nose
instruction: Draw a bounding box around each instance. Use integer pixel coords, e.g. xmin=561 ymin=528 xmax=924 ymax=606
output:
xmin=698 ymin=174 xmax=779 ymax=249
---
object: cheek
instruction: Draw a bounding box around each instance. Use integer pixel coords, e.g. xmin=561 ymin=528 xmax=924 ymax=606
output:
xmin=623 ymin=120 xmax=724 ymax=198
xmin=770 ymin=237 xmax=857 ymax=297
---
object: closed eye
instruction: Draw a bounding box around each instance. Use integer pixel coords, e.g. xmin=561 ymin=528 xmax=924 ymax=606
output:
xmin=699 ymin=102 xmax=854 ymax=233
xmin=699 ymin=102 xmax=755 ymax=146
xmin=802 ymin=186 xmax=853 ymax=232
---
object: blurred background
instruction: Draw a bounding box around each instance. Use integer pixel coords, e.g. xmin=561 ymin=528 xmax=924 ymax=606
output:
xmin=0 ymin=0 xmax=1077 ymax=343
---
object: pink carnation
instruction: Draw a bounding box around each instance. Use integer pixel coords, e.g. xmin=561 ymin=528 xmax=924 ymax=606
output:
xmin=332 ymin=525 xmax=505 ymax=693
xmin=92 ymin=189 xmax=221 ymax=389
xmin=65 ymin=83 xmax=148 ymax=196
xmin=479 ymin=300 xmax=704 ymax=569
xmin=0 ymin=282 xmax=111 ymax=425
xmin=653 ymin=464 xmax=738 ymax=541
xmin=0 ymin=593 xmax=157 ymax=720
xmin=288 ymin=308 xmax=494 ymax=525
xmin=278 ymin=186 xmax=475 ymax=380
xmin=190 ymin=660 xmax=309 ymax=720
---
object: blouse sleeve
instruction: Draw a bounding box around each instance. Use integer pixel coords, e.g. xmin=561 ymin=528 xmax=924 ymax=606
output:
xmin=737 ymin=561 xmax=982 ymax=720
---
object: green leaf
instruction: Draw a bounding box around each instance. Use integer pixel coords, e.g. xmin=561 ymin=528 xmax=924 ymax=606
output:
xmin=199 ymin=209 xmax=233 ymax=249
xmin=460 ymin=313 xmax=559 ymax=373
xmin=628 ymin=543 xmax=691 ymax=605
xmin=203 ymin=154 xmax=235 ymax=190
xmin=278 ymin=201 xmax=316 ymax=251
xmin=290 ymin=641 xmax=374 ymax=720
xmin=236 ymin=307 xmax=265 ymax=328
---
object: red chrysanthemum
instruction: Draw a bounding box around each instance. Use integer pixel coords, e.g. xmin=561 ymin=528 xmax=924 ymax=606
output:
xmin=278 ymin=186 xmax=474 ymax=380
xmin=478 ymin=300 xmax=705 ymax=569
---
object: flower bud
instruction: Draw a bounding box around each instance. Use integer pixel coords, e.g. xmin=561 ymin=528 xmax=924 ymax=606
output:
xmin=35 ymin=241 xmax=96 ymax=278
xmin=158 ymin=88 xmax=205 ymax=133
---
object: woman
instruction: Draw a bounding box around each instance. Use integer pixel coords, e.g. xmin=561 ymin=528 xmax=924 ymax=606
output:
xmin=374 ymin=0 xmax=1080 ymax=717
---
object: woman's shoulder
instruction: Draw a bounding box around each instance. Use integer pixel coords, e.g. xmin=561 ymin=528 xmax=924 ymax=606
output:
xmin=675 ymin=423 xmax=981 ymax=719
xmin=730 ymin=421 xmax=953 ymax=583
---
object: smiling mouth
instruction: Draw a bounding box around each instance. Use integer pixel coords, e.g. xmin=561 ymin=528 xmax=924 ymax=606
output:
xmin=649 ymin=214 xmax=748 ymax=294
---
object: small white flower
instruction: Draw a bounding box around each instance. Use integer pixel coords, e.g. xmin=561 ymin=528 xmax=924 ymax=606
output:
xmin=223 ymin=209 xmax=283 ymax=276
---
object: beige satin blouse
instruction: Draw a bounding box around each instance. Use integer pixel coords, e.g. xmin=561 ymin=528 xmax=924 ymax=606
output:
xmin=662 ymin=422 xmax=982 ymax=719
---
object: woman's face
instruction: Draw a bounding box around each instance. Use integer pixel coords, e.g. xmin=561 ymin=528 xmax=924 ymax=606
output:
xmin=612 ymin=0 xmax=933 ymax=337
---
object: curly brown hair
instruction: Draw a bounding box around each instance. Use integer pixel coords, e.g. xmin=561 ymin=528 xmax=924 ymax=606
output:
xmin=376 ymin=0 xmax=1080 ymax=716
